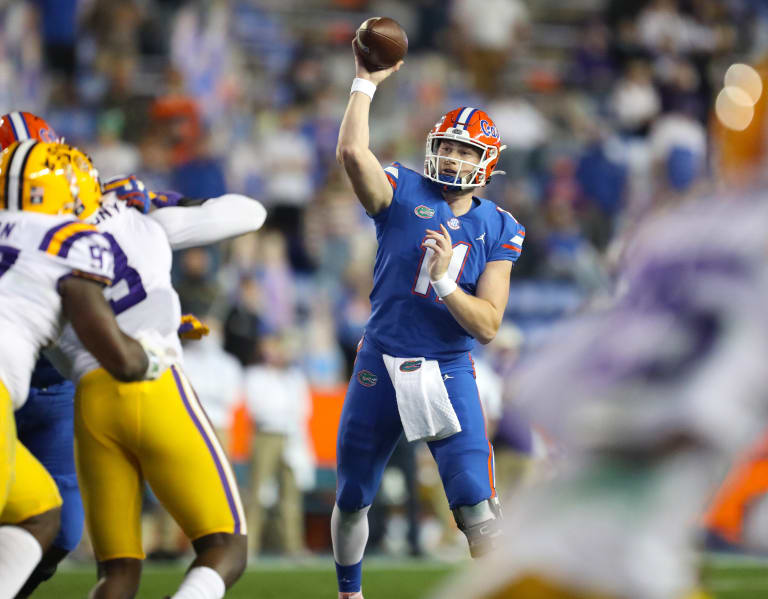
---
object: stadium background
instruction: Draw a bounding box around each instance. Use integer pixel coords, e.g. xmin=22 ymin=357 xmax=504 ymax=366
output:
xmin=4 ymin=0 xmax=768 ymax=596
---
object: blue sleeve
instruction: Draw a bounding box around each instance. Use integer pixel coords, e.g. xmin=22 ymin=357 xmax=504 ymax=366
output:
xmin=371 ymin=161 xmax=405 ymax=225
xmin=489 ymin=207 xmax=524 ymax=263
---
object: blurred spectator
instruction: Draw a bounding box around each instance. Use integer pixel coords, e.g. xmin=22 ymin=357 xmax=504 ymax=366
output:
xmin=223 ymin=275 xmax=264 ymax=366
xmin=648 ymin=109 xmax=707 ymax=196
xmin=31 ymin=0 xmax=78 ymax=80
xmin=610 ymin=59 xmax=661 ymax=136
xmin=367 ymin=439 xmax=422 ymax=558
xmin=486 ymin=93 xmax=551 ymax=182
xmin=174 ymin=247 xmax=221 ymax=317
xmin=150 ymin=67 xmax=202 ymax=164
xmin=301 ymin=295 xmax=346 ymax=388
xmin=244 ymin=330 xmax=315 ymax=556
xmin=260 ymin=106 xmax=315 ymax=237
xmin=87 ymin=109 xmax=141 ymax=179
xmin=251 ymin=230 xmax=297 ymax=332
xmin=170 ymin=133 xmax=227 ymax=200
xmin=637 ymin=0 xmax=692 ymax=54
xmin=568 ymin=21 xmax=617 ymax=96
xmin=334 ymin=259 xmax=373 ymax=376
xmin=450 ymin=0 xmax=529 ymax=96
xmin=0 ymin=3 xmax=44 ymax=114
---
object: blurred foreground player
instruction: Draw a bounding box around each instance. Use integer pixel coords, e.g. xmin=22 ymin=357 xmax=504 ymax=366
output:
xmin=332 ymin=40 xmax=525 ymax=598
xmin=428 ymin=198 xmax=768 ymax=599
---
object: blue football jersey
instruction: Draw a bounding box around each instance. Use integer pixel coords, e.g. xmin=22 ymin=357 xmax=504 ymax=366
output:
xmin=364 ymin=163 xmax=524 ymax=359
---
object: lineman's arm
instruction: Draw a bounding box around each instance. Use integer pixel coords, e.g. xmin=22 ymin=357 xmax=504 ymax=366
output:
xmin=59 ymin=276 xmax=149 ymax=381
xmin=336 ymin=42 xmax=403 ymax=216
xmin=149 ymin=193 xmax=267 ymax=250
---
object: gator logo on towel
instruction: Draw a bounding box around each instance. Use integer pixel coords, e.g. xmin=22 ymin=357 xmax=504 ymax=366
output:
xmin=414 ymin=205 xmax=435 ymax=219
xmin=357 ymin=370 xmax=378 ymax=387
xmin=399 ymin=360 xmax=422 ymax=372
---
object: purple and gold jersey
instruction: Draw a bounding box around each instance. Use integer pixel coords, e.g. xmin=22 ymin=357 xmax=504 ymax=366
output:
xmin=0 ymin=212 xmax=113 ymax=408
xmin=365 ymin=164 xmax=524 ymax=359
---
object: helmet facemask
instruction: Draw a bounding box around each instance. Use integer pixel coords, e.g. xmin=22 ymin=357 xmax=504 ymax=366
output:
xmin=424 ymin=134 xmax=502 ymax=190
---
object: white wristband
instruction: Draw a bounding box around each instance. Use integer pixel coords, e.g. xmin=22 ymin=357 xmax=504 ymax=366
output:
xmin=431 ymin=274 xmax=458 ymax=298
xmin=351 ymin=77 xmax=377 ymax=100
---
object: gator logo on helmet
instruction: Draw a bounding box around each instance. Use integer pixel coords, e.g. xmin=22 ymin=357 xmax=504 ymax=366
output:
xmin=414 ymin=205 xmax=435 ymax=219
xmin=480 ymin=119 xmax=499 ymax=138
xmin=399 ymin=360 xmax=422 ymax=372
xmin=357 ymin=370 xmax=378 ymax=387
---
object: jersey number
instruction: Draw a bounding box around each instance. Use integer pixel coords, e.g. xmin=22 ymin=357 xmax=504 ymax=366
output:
xmin=103 ymin=234 xmax=146 ymax=315
xmin=413 ymin=242 xmax=469 ymax=297
xmin=0 ymin=245 xmax=20 ymax=279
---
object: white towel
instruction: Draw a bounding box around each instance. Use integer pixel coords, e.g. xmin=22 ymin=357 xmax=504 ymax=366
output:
xmin=382 ymin=354 xmax=462 ymax=442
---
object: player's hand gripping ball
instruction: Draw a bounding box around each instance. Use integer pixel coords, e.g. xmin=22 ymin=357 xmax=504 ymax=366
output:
xmin=355 ymin=17 xmax=408 ymax=71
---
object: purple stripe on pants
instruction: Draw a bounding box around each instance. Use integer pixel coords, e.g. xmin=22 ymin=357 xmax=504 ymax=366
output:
xmin=171 ymin=366 xmax=242 ymax=535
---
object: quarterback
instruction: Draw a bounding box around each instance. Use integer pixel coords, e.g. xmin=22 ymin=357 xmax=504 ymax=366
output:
xmin=332 ymin=41 xmax=525 ymax=598
xmin=0 ymin=140 xmax=164 ymax=599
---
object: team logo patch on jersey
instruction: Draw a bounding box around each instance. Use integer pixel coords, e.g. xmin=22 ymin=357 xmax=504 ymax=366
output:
xmin=399 ymin=360 xmax=422 ymax=372
xmin=414 ymin=205 xmax=435 ymax=219
xmin=357 ymin=370 xmax=378 ymax=387
xmin=447 ymin=217 xmax=460 ymax=230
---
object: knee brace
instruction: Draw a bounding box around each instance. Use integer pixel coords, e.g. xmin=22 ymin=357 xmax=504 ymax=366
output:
xmin=452 ymin=497 xmax=502 ymax=558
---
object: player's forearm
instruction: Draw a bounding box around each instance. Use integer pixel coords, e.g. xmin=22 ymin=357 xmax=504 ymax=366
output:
xmin=441 ymin=290 xmax=503 ymax=345
xmin=60 ymin=277 xmax=148 ymax=381
xmin=151 ymin=194 xmax=267 ymax=250
xmin=335 ymin=93 xmax=393 ymax=216
xmin=336 ymin=93 xmax=372 ymax=162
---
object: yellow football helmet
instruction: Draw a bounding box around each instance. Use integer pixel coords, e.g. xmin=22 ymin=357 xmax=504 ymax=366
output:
xmin=0 ymin=141 xmax=103 ymax=217
xmin=0 ymin=141 xmax=80 ymax=215
xmin=69 ymin=146 xmax=103 ymax=220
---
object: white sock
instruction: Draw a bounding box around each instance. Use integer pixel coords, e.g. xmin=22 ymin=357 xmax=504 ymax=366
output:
xmin=0 ymin=525 xmax=43 ymax=599
xmin=171 ymin=566 xmax=226 ymax=599
xmin=458 ymin=500 xmax=495 ymax=526
xmin=331 ymin=504 xmax=370 ymax=565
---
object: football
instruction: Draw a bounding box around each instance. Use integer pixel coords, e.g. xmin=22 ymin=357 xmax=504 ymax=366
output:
xmin=355 ymin=17 xmax=408 ymax=71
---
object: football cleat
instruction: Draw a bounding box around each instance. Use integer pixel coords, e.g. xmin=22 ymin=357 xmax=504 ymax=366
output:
xmin=0 ymin=111 xmax=60 ymax=149
xmin=423 ymin=107 xmax=506 ymax=189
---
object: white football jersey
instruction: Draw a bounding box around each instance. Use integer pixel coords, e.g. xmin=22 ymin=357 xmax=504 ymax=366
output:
xmin=0 ymin=212 xmax=114 ymax=408
xmin=56 ymin=197 xmax=183 ymax=382
xmin=53 ymin=192 xmax=267 ymax=382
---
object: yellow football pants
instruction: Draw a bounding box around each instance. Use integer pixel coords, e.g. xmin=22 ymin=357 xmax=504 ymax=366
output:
xmin=75 ymin=365 xmax=246 ymax=561
xmin=0 ymin=380 xmax=13 ymax=512
xmin=0 ymin=379 xmax=61 ymax=523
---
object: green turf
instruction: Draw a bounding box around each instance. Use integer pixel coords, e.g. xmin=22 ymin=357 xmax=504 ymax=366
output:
xmin=36 ymin=561 xmax=455 ymax=598
xmin=30 ymin=553 xmax=768 ymax=598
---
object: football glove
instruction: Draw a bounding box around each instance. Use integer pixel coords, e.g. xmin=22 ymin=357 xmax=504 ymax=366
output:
xmin=149 ymin=190 xmax=184 ymax=208
xmin=102 ymin=175 xmax=151 ymax=214
xmin=136 ymin=330 xmax=178 ymax=380
xmin=178 ymin=313 xmax=210 ymax=340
